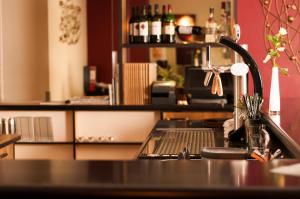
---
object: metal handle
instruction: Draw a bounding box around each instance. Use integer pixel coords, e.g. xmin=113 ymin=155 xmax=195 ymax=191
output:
xmin=0 ymin=152 xmax=8 ymax=159
xmin=8 ymin=118 xmax=16 ymax=134
xmin=0 ymin=118 xmax=6 ymax=135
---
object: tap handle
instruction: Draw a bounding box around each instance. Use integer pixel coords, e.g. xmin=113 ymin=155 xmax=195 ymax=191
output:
xmin=206 ymin=46 xmax=211 ymax=69
xmin=204 ymin=71 xmax=213 ymax=87
xmin=216 ymin=74 xmax=223 ymax=96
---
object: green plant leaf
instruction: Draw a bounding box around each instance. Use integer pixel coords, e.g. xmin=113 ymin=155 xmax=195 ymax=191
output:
xmin=269 ymin=49 xmax=278 ymax=57
xmin=267 ymin=35 xmax=273 ymax=42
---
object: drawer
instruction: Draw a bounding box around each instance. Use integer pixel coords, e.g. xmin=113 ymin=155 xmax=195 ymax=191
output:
xmin=76 ymin=144 xmax=141 ymax=160
xmin=15 ymin=144 xmax=73 ymax=160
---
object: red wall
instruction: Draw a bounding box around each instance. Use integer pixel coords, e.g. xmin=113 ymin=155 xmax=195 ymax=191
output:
xmin=87 ymin=0 xmax=118 ymax=83
xmin=237 ymin=1 xmax=300 ymax=99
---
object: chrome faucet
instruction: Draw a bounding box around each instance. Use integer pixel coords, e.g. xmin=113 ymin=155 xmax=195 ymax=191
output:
xmin=219 ymin=36 xmax=263 ymax=132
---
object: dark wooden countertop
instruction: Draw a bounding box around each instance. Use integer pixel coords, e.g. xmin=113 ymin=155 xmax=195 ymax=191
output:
xmin=0 ymin=102 xmax=233 ymax=111
xmin=0 ymin=134 xmax=21 ymax=148
xmin=0 ymin=159 xmax=299 ymax=198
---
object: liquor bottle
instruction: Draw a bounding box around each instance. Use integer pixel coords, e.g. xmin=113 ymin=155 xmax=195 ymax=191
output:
xmin=162 ymin=4 xmax=176 ymax=43
xmin=129 ymin=6 xmax=135 ymax=43
xmin=205 ymin=7 xmax=217 ymax=42
xmin=150 ymin=4 xmax=162 ymax=43
xmin=133 ymin=6 xmax=140 ymax=43
xmin=219 ymin=1 xmax=231 ymax=38
xmin=139 ymin=5 xmax=150 ymax=43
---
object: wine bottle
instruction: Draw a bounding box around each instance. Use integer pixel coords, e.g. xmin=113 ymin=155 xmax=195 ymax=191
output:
xmin=162 ymin=4 xmax=176 ymax=43
xmin=139 ymin=5 xmax=149 ymax=43
xmin=133 ymin=6 xmax=140 ymax=43
xmin=150 ymin=4 xmax=162 ymax=43
xmin=129 ymin=6 xmax=135 ymax=43
xmin=205 ymin=7 xmax=217 ymax=42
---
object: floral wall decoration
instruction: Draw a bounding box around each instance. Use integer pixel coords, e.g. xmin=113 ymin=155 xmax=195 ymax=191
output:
xmin=260 ymin=0 xmax=300 ymax=74
xmin=59 ymin=0 xmax=82 ymax=45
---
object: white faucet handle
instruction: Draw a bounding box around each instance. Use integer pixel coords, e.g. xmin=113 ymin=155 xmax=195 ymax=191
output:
xmin=230 ymin=63 xmax=249 ymax=76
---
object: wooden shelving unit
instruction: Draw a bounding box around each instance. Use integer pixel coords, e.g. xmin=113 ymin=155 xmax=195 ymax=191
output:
xmin=122 ymin=42 xmax=225 ymax=49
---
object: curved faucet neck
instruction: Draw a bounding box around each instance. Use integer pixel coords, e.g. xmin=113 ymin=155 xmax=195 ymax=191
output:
xmin=219 ymin=36 xmax=263 ymax=98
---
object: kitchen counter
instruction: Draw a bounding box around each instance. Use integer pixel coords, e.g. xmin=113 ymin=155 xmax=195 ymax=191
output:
xmin=0 ymin=159 xmax=299 ymax=198
xmin=0 ymin=102 xmax=233 ymax=111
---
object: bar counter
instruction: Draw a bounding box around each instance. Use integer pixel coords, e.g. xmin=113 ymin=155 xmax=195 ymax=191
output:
xmin=0 ymin=159 xmax=299 ymax=198
xmin=0 ymin=99 xmax=299 ymax=198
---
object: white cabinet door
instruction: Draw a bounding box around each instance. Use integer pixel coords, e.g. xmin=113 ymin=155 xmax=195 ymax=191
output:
xmin=75 ymin=111 xmax=160 ymax=142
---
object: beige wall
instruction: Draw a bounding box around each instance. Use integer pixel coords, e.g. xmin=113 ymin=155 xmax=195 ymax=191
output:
xmin=1 ymin=0 xmax=49 ymax=101
xmin=48 ymin=0 xmax=87 ymax=101
xmin=0 ymin=0 xmax=87 ymax=102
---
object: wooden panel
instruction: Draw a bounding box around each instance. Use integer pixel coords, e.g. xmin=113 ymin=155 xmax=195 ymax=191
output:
xmin=75 ymin=111 xmax=160 ymax=142
xmin=76 ymin=144 xmax=141 ymax=160
xmin=15 ymin=144 xmax=73 ymax=160
xmin=163 ymin=112 xmax=233 ymax=120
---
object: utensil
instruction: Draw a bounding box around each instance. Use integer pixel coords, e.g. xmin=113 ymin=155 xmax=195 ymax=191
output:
xmin=216 ymin=73 xmax=223 ymax=96
xmin=204 ymin=71 xmax=213 ymax=86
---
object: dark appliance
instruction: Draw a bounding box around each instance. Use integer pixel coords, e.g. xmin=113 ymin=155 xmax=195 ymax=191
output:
xmin=184 ymin=67 xmax=233 ymax=105
xmin=151 ymin=81 xmax=176 ymax=104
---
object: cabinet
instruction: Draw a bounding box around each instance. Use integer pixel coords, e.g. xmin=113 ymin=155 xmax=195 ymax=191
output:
xmin=117 ymin=0 xmax=236 ymax=104
xmin=0 ymin=108 xmax=160 ymax=160
xmin=0 ymin=104 xmax=233 ymax=160
xmin=74 ymin=111 xmax=160 ymax=160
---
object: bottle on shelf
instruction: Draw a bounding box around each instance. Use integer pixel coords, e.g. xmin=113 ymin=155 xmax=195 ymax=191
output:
xmin=129 ymin=6 xmax=136 ymax=43
xmin=139 ymin=5 xmax=150 ymax=43
xmin=218 ymin=1 xmax=231 ymax=39
xmin=150 ymin=4 xmax=162 ymax=43
xmin=162 ymin=4 xmax=176 ymax=44
xmin=205 ymin=7 xmax=217 ymax=42
xmin=133 ymin=6 xmax=140 ymax=43
xmin=219 ymin=1 xmax=231 ymax=58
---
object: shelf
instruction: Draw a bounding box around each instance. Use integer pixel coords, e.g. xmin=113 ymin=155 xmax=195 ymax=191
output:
xmin=75 ymin=142 xmax=142 ymax=145
xmin=16 ymin=142 xmax=73 ymax=145
xmin=123 ymin=42 xmax=225 ymax=49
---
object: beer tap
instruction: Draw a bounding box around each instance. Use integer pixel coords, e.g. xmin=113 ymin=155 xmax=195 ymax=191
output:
xmin=219 ymin=36 xmax=263 ymax=138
